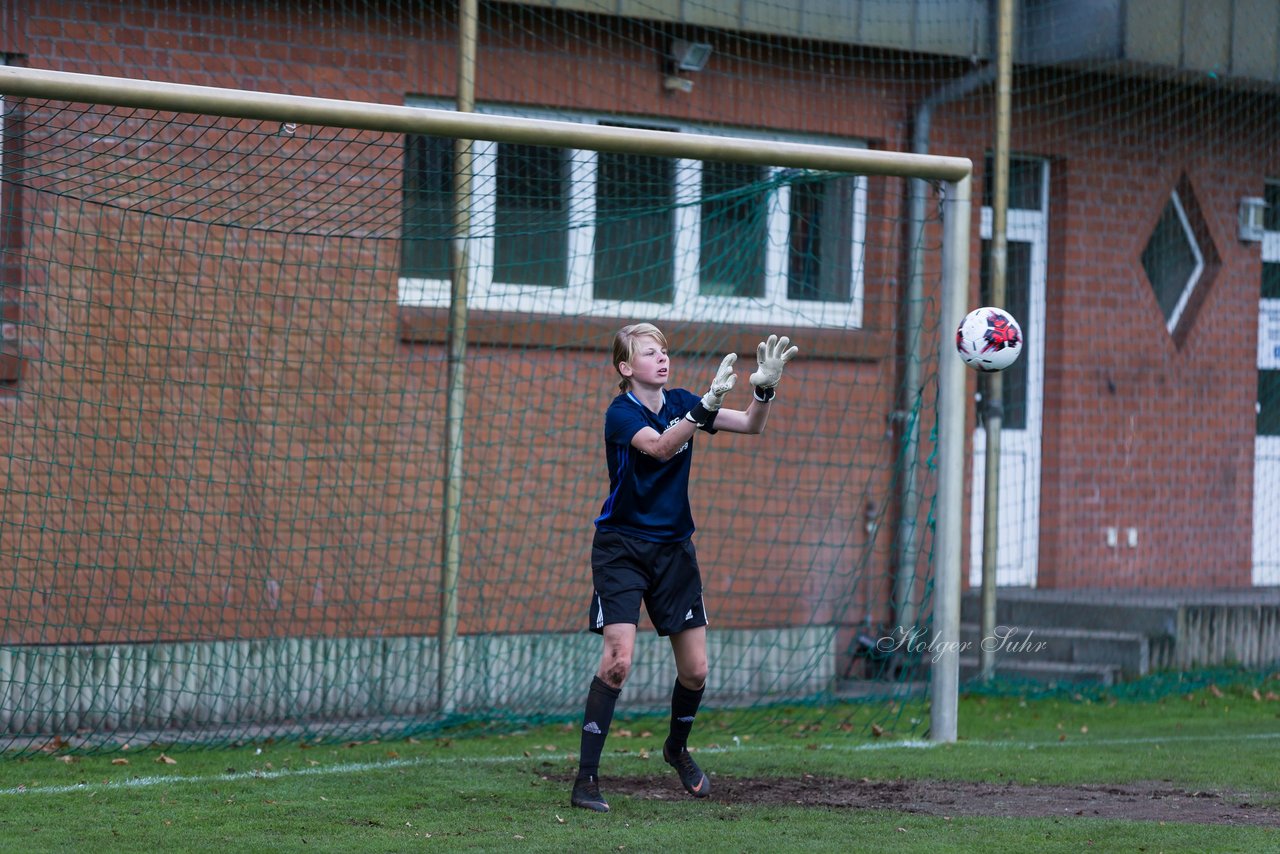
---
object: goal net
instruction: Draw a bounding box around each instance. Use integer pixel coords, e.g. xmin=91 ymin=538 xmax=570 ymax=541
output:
xmin=0 ymin=69 xmax=969 ymax=752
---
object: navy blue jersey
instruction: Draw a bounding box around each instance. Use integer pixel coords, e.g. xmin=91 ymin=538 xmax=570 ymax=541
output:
xmin=594 ymin=388 xmax=713 ymax=542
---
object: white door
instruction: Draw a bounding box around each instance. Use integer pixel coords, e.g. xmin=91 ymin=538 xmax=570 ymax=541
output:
xmin=969 ymin=160 xmax=1048 ymax=588
xmin=1254 ymin=223 xmax=1280 ymax=586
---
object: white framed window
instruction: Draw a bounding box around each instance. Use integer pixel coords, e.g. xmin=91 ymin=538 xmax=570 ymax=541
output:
xmin=399 ymin=104 xmax=868 ymax=329
xmin=1141 ymin=188 xmax=1205 ymax=333
xmin=1258 ymin=180 xmax=1280 ymax=429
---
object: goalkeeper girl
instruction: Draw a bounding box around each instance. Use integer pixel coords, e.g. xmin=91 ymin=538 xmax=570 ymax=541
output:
xmin=571 ymin=322 xmax=797 ymax=813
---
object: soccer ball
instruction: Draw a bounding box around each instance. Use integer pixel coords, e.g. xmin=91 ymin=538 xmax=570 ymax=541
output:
xmin=955 ymin=306 xmax=1023 ymax=372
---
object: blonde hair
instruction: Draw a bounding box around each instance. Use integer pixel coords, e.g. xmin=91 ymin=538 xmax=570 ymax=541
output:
xmin=612 ymin=322 xmax=667 ymax=393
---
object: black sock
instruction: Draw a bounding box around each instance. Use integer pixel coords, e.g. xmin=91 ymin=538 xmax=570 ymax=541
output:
xmin=665 ymin=679 xmax=704 ymax=753
xmin=577 ymin=675 xmax=621 ymax=780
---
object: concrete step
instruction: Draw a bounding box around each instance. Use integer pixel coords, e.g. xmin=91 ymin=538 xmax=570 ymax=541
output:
xmin=959 ymin=656 xmax=1121 ymax=687
xmin=959 ymin=622 xmax=1150 ymax=677
xmin=832 ymin=679 xmax=928 ymax=700
xmin=961 ymin=590 xmax=1178 ymax=638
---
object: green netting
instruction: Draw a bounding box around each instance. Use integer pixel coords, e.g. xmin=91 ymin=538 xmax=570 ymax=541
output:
xmin=2 ymin=0 xmax=1279 ymax=756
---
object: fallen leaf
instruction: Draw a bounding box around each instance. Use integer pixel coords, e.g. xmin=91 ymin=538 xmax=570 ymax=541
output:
xmin=1209 ymin=684 xmax=1224 ymax=698
xmin=55 ymin=755 xmax=75 ymax=764
xmin=871 ymin=724 xmax=885 ymax=737
xmin=111 ymin=758 xmax=129 ymax=766
xmin=155 ymin=753 xmax=178 ymax=765
xmin=555 ymin=814 xmax=566 ymax=824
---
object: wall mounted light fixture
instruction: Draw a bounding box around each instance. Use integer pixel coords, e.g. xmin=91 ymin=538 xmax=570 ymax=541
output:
xmin=1239 ymin=196 xmax=1267 ymax=242
xmin=670 ymin=39 xmax=713 ymax=72
xmin=664 ymin=39 xmax=713 ymax=93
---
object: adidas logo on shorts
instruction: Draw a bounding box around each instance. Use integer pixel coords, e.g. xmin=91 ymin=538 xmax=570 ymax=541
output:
xmin=583 ymin=721 xmax=602 ymax=734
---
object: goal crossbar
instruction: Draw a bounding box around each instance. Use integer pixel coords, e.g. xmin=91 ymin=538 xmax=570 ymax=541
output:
xmin=0 ymin=66 xmax=970 ymax=180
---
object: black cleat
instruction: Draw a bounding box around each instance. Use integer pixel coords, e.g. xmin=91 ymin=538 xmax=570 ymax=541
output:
xmin=663 ymin=742 xmax=711 ymax=798
xmin=571 ymin=774 xmax=610 ymax=812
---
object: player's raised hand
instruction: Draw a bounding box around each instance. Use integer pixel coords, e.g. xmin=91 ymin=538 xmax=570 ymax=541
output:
xmin=700 ymin=353 xmax=738 ymax=411
xmin=749 ymin=334 xmax=798 ymax=389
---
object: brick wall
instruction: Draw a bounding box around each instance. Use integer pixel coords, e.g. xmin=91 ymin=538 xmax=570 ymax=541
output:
xmin=929 ymin=77 xmax=1274 ymax=589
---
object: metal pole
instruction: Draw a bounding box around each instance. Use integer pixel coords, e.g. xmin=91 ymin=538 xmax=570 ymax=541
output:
xmin=932 ymin=174 xmax=971 ymax=743
xmin=439 ymin=0 xmax=478 ymax=714
xmin=980 ymin=0 xmax=1016 ymax=682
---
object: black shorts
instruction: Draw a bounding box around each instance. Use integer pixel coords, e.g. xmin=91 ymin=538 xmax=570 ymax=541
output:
xmin=588 ymin=529 xmax=707 ymax=637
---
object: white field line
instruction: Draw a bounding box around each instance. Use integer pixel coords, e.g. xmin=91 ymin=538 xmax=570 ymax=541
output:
xmin=3 ymin=730 xmax=1279 ymax=798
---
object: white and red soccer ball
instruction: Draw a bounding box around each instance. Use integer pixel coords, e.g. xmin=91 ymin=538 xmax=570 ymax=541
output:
xmin=955 ymin=306 xmax=1023 ymax=372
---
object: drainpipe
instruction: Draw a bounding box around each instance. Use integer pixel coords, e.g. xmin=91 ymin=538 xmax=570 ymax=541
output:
xmin=895 ymin=62 xmax=996 ymax=647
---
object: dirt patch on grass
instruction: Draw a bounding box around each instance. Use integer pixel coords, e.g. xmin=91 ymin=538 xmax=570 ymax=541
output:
xmin=598 ymin=774 xmax=1280 ymax=826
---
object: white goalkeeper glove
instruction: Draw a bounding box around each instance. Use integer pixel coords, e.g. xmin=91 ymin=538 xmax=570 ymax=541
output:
xmin=686 ymin=353 xmax=737 ymax=425
xmin=749 ymin=334 xmax=798 ymax=400
xmin=701 ymin=353 xmax=737 ymax=411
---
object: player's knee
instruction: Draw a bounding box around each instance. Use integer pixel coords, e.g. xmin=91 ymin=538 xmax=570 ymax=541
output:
xmin=602 ymin=659 xmax=631 ymax=688
xmin=681 ymin=662 xmax=708 ymax=690
xmin=601 ymin=649 xmax=632 ymax=688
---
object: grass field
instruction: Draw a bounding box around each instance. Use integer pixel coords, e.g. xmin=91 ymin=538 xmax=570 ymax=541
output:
xmin=0 ymin=675 xmax=1276 ymax=852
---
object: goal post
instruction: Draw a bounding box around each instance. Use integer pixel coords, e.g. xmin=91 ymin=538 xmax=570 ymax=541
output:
xmin=0 ymin=66 xmax=970 ymax=745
